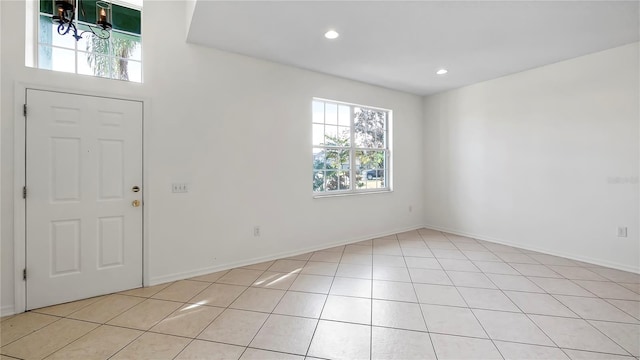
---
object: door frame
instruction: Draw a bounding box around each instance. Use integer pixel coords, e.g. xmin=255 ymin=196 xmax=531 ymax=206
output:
xmin=13 ymin=83 xmax=150 ymax=313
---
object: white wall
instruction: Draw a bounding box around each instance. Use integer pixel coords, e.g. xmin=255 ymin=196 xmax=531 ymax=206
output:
xmin=423 ymin=42 xmax=640 ymax=272
xmin=0 ymin=1 xmax=424 ymax=315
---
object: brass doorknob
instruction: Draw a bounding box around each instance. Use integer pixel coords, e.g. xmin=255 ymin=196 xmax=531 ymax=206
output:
xmin=132 ymin=200 xmax=141 ymax=207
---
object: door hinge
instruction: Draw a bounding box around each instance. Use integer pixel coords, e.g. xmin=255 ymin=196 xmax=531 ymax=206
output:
xmin=23 ymin=104 xmax=27 ymax=117
xmin=22 ymin=186 xmax=27 ymax=199
xmin=23 ymin=269 xmax=27 ymax=281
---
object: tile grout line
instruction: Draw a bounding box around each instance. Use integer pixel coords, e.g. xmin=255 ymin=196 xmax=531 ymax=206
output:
xmin=0 ymin=314 xmax=65 ymax=349
xmin=546 ymin=291 xmax=637 ymax=358
xmin=479 ymin=240 xmax=617 ymax=359
xmin=34 ymin=287 xmax=174 ymax=360
xmin=193 ymin=261 xmax=311 ymax=355
xmin=186 ymin=263 xmax=292 ymax=359
xmin=218 ymin=250 xmax=334 ymax=358
xmin=4 ymin=291 xmax=150 ymax=358
xmin=446 ymin=232 xmax=572 ymax=359
xmin=404 ymin=232 xmax=440 ymax=360
xmin=508 ymin=251 xmax=639 ymax=357
xmin=421 ymin=242 xmax=640 ymax=319
xmin=7 ymin=229 xmax=639 ymax=359
xmin=242 ymin=232 xmax=635 ymax=358
xmin=235 ymin=257 xmax=311 ymax=359
xmin=54 ymin=318 xmax=630 ymax=360
xmin=446 ymin=231 xmax=638 ymax=359
xmin=123 ymin=275 xmax=239 ymax=360
xmin=3 ymin=293 xmax=114 ymax=348
xmin=304 ymin=244 xmax=348 ymax=359
xmin=603 ymin=298 xmax=640 ymax=322
xmin=370 ymin=239 xmax=374 ymax=360
xmin=9 ymin=316 xmax=91 ymax=360
xmin=186 ymin=267 xmax=272 ymax=359
xmin=549 ymin=293 xmax=640 ymax=323
xmin=431 ymin=232 xmax=505 ymax=359
xmin=135 ymin=273 xmax=242 ymax=360
xmin=202 ymin=288 xmax=633 ymax=326
xmin=43 ymin=323 xmax=110 ymax=359
xmin=104 ymin=269 xmax=243 ymax=359
xmin=11 ymin=290 xmax=636 ymax=354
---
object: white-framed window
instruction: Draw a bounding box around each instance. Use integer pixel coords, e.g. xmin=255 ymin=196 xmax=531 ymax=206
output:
xmin=312 ymin=98 xmax=391 ymax=195
xmin=37 ymin=0 xmax=142 ymax=82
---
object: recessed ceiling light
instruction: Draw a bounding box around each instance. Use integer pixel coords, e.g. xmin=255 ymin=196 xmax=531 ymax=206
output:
xmin=436 ymin=69 xmax=448 ymax=75
xmin=324 ymin=30 xmax=339 ymax=39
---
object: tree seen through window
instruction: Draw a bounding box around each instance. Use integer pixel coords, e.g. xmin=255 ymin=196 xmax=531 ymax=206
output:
xmin=312 ymin=100 xmax=390 ymax=194
xmin=38 ymin=0 xmax=142 ymax=82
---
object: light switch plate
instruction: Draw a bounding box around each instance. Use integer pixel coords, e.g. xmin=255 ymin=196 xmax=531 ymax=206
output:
xmin=172 ymin=183 xmax=189 ymax=193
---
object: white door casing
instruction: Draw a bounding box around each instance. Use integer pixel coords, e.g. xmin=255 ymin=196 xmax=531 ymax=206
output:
xmin=25 ymin=89 xmax=143 ymax=310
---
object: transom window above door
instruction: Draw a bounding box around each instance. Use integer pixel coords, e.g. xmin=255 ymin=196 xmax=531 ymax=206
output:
xmin=37 ymin=0 xmax=142 ymax=82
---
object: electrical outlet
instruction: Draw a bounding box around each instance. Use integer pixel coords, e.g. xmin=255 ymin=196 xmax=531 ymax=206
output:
xmin=617 ymin=227 xmax=628 ymax=238
xmin=253 ymin=226 xmax=260 ymax=237
xmin=172 ymin=183 xmax=189 ymax=193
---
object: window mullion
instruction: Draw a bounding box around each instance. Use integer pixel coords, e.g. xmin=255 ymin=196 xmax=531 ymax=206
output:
xmin=323 ymin=102 xmax=327 ymax=193
xmin=74 ymin=0 xmax=79 ymax=74
xmin=386 ymin=149 xmax=390 ymax=188
xmin=349 ymin=105 xmax=357 ymax=191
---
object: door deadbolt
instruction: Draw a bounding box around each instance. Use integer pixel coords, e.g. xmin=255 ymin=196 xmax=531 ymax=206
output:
xmin=132 ymin=186 xmax=140 ymax=193
xmin=132 ymin=200 xmax=141 ymax=207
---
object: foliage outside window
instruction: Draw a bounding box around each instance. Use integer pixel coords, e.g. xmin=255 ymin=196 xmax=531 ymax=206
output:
xmin=313 ymin=99 xmax=391 ymax=195
xmin=38 ymin=0 xmax=142 ymax=82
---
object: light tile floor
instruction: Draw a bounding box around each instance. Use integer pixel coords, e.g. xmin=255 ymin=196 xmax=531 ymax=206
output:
xmin=2 ymin=228 xmax=639 ymax=359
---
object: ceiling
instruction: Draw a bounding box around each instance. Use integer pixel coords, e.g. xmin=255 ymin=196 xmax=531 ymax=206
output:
xmin=187 ymin=1 xmax=640 ymax=96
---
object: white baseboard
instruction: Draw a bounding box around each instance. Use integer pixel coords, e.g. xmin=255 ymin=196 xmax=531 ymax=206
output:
xmin=149 ymin=224 xmax=424 ymax=286
xmin=424 ymin=223 xmax=640 ymax=275
xmin=1 ymin=304 xmax=15 ymax=317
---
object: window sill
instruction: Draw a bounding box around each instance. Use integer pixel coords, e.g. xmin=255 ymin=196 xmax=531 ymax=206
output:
xmin=313 ymin=189 xmax=393 ymax=199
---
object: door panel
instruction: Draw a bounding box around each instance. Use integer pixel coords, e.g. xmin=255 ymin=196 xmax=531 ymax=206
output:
xmin=50 ymin=219 xmax=81 ymax=276
xmin=51 ymin=137 xmax=81 ymax=201
xmin=26 ymin=89 xmax=143 ymax=310
xmin=98 ymin=140 xmax=125 ymax=199
xmin=98 ymin=216 xmax=125 ymax=268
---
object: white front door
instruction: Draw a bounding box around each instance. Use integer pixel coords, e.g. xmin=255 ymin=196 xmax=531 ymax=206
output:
xmin=25 ymin=89 xmax=143 ymax=310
